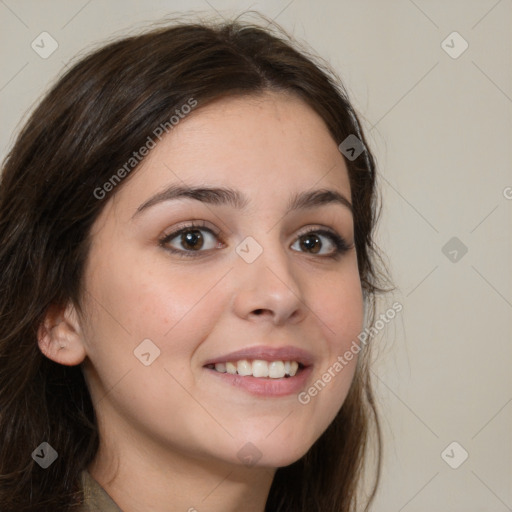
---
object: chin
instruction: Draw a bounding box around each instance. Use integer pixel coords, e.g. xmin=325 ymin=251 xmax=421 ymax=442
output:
xmin=252 ymin=445 xmax=312 ymax=469
xmin=229 ymin=430 xmax=319 ymax=469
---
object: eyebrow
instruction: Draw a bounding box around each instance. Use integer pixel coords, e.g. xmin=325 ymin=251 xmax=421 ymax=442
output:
xmin=132 ymin=184 xmax=352 ymax=218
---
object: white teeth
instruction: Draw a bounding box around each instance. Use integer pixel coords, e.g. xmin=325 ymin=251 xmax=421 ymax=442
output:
xmin=211 ymin=359 xmax=301 ymax=378
xmin=226 ymin=361 xmax=237 ymax=374
xmin=268 ymin=361 xmax=285 ymax=379
xmin=252 ymin=360 xmax=269 ymax=378
xmin=237 ymin=360 xmax=252 ymax=376
xmin=215 ymin=362 xmax=226 ymax=373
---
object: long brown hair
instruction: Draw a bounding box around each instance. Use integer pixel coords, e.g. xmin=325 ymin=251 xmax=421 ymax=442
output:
xmin=0 ymin=13 xmax=388 ymax=511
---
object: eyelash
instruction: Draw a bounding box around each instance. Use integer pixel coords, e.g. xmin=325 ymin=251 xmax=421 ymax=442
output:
xmin=158 ymin=221 xmax=351 ymax=259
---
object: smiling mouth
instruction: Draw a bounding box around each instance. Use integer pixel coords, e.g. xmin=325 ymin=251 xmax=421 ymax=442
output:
xmin=204 ymin=359 xmax=305 ymax=379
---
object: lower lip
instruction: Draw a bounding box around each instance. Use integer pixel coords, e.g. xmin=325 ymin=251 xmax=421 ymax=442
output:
xmin=205 ymin=366 xmax=313 ymax=397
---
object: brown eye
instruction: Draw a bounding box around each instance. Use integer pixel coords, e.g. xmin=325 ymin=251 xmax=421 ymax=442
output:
xmin=298 ymin=233 xmax=322 ymax=254
xmin=180 ymin=229 xmax=204 ymax=250
xmin=160 ymin=225 xmax=222 ymax=256
xmin=291 ymin=229 xmax=350 ymax=258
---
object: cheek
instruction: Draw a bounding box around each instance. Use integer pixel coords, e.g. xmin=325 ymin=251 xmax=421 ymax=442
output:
xmin=313 ymin=264 xmax=364 ymax=353
xmin=80 ymin=255 xmax=226 ymax=431
xmin=298 ymin=264 xmax=363 ymax=418
xmin=85 ymin=244 xmax=219 ymax=338
xmin=131 ymin=266 xmax=231 ymax=346
xmin=81 ymin=248 xmax=232 ymax=394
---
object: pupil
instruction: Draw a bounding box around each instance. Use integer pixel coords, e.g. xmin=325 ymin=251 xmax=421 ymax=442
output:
xmin=301 ymin=233 xmax=320 ymax=254
xmin=182 ymin=230 xmax=203 ymax=250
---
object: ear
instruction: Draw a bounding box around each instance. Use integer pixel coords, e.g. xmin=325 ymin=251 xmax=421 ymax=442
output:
xmin=37 ymin=302 xmax=87 ymax=366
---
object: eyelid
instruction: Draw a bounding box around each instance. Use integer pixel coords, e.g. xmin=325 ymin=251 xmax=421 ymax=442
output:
xmin=295 ymin=224 xmax=352 ymax=245
xmin=160 ymin=219 xmax=222 ymax=240
xmin=295 ymin=224 xmax=338 ymax=239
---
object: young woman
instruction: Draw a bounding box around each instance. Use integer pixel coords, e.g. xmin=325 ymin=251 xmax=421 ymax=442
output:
xmin=0 ymin=14 xmax=388 ymax=512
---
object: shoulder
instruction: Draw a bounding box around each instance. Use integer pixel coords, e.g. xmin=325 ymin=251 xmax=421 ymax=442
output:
xmin=77 ymin=470 xmax=123 ymax=512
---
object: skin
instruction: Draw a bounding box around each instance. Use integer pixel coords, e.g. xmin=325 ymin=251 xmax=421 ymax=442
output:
xmin=38 ymin=91 xmax=363 ymax=512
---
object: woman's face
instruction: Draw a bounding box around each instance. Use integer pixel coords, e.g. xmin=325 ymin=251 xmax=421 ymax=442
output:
xmin=79 ymin=91 xmax=363 ymax=470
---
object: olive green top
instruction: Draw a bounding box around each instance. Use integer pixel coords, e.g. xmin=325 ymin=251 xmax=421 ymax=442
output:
xmin=79 ymin=470 xmax=123 ymax=512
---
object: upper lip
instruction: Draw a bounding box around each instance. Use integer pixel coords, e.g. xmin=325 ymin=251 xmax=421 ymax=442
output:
xmin=203 ymin=345 xmax=315 ymax=367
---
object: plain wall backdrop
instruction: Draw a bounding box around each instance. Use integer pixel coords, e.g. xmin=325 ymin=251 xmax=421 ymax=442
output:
xmin=1 ymin=1 xmax=511 ymax=510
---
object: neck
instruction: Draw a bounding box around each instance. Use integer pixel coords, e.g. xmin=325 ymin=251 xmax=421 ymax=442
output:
xmin=88 ymin=423 xmax=276 ymax=512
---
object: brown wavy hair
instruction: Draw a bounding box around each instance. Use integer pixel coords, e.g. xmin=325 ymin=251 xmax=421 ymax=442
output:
xmin=0 ymin=13 xmax=388 ymax=512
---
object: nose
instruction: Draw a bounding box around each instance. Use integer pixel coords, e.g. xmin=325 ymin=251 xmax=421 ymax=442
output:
xmin=230 ymin=237 xmax=307 ymax=326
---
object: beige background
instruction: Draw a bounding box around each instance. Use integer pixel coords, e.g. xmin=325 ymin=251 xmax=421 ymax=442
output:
xmin=1 ymin=1 xmax=511 ymax=510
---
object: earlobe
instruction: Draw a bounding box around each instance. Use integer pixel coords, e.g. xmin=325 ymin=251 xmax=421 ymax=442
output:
xmin=37 ymin=302 xmax=87 ymax=366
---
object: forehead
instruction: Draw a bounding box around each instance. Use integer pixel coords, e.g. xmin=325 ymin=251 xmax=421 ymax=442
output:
xmin=111 ymin=91 xmax=352 ymax=217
